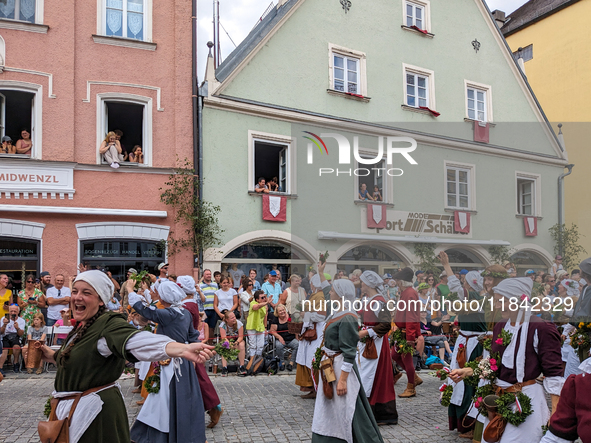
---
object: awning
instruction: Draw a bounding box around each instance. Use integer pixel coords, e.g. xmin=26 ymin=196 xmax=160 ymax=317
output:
xmin=0 ymin=204 xmax=167 ymax=218
xmin=318 ymin=231 xmax=510 ymax=246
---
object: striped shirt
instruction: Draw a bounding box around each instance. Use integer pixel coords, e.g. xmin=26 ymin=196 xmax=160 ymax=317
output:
xmin=200 ymin=281 xmax=218 ymax=310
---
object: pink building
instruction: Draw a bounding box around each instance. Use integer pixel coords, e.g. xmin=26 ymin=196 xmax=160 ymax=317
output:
xmin=0 ymin=0 xmax=196 ymax=289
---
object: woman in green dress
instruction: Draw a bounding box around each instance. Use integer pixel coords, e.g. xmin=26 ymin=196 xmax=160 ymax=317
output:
xmin=311 ymin=278 xmax=384 ymax=443
xmin=34 ymin=270 xmax=214 ymax=443
xmin=17 ymin=274 xmax=45 ymax=326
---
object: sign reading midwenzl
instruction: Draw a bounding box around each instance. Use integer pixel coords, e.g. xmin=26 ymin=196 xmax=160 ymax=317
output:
xmin=0 ymin=164 xmax=75 ymax=199
xmin=362 ymin=209 xmax=471 ymax=238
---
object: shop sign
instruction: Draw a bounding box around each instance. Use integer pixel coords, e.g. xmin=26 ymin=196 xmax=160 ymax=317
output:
xmin=82 ymin=242 xmax=164 ymax=259
xmin=0 ymin=164 xmax=75 ymax=199
xmin=0 ymin=240 xmax=38 ymax=257
xmin=362 ymin=209 xmax=472 ymax=238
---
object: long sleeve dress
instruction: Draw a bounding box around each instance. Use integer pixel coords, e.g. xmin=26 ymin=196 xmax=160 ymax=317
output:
xmin=357 ymin=293 xmax=397 ymax=425
xmin=53 ymin=311 xmax=173 ymax=443
xmin=446 ymin=275 xmax=487 ymax=433
xmin=481 ymin=316 xmax=564 ymax=443
xmin=311 ymin=311 xmax=384 ymax=443
xmin=130 ymin=301 xmax=206 ymax=443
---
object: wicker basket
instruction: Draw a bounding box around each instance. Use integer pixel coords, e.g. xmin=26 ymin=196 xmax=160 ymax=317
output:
xmin=287 ymin=322 xmax=303 ymax=334
xmin=26 ymin=340 xmax=43 ymax=369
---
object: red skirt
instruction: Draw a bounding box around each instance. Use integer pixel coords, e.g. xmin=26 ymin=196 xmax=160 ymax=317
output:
xmin=195 ymin=363 xmax=221 ymax=411
xmin=367 ymin=335 xmax=398 ymax=424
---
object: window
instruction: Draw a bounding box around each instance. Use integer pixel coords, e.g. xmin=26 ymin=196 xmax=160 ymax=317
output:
xmin=0 ymin=0 xmax=37 ymax=23
xmin=464 ymin=81 xmax=493 ymax=123
xmin=103 ymin=0 xmax=146 ymax=40
xmin=467 ymin=88 xmax=486 ymax=122
xmin=333 ymin=54 xmax=359 ymax=94
xmin=403 ymin=64 xmax=436 ymax=111
xmin=406 ymin=2 xmax=424 ymax=28
xmin=516 ymin=172 xmax=540 ymax=216
xmin=513 ymin=44 xmax=533 ymax=63
xmin=328 ymin=44 xmax=368 ymax=97
xmin=247 ymin=131 xmax=294 ymax=194
xmin=0 ymin=89 xmax=36 ymax=157
xmin=356 ymin=156 xmax=387 ymax=202
xmin=445 ymin=163 xmax=475 ymax=210
xmin=97 ymin=94 xmax=152 ymax=166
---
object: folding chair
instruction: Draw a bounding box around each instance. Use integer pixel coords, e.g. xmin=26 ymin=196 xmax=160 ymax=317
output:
xmin=46 ymin=325 xmax=73 ymax=372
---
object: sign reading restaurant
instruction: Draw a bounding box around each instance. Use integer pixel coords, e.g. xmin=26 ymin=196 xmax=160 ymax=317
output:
xmin=0 ymin=164 xmax=75 ymax=199
xmin=362 ymin=209 xmax=472 ymax=238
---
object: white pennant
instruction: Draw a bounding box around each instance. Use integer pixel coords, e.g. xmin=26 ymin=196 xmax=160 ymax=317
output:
xmin=372 ymin=205 xmax=382 ymax=224
xmin=527 ymin=217 xmax=535 ymax=233
xmin=459 ymin=212 xmax=467 ymax=229
xmin=269 ymin=196 xmax=281 ymax=217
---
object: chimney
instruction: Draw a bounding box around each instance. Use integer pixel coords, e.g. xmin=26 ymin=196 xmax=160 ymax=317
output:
xmin=492 ymin=10 xmax=506 ymax=28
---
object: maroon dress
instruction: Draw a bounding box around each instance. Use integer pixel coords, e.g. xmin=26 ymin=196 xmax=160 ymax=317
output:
xmin=183 ymin=300 xmax=221 ymax=411
xmin=359 ymin=294 xmax=398 ymax=424
xmin=547 ymin=372 xmax=591 ymax=443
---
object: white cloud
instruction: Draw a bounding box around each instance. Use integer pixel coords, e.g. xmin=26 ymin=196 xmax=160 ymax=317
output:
xmin=197 ymin=0 xmax=529 ymax=81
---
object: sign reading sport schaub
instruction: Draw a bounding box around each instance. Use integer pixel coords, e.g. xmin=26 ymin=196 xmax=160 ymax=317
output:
xmin=362 ymin=209 xmax=472 ymax=238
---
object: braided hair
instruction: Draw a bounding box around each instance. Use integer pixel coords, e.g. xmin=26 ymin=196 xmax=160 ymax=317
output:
xmin=60 ymin=305 xmax=107 ymax=363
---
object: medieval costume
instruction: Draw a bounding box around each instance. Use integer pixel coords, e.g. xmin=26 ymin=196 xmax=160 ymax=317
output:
xmin=295 ymin=274 xmax=328 ymax=396
xmin=312 ymin=279 xmax=384 ymax=443
xmin=391 ymin=267 xmax=421 ymax=400
xmin=541 ymin=357 xmax=591 ymax=443
xmin=446 ymin=270 xmax=486 ymax=435
xmin=481 ymin=278 xmax=564 ymax=443
xmin=130 ymin=281 xmax=206 ymax=443
xmin=357 ymin=271 xmax=397 ymax=424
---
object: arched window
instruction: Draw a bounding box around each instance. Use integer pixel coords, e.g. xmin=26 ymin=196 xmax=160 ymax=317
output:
xmin=337 ymin=245 xmax=405 ymax=275
xmin=444 ymin=248 xmax=485 ymax=270
xmin=510 ymin=250 xmax=548 ymax=274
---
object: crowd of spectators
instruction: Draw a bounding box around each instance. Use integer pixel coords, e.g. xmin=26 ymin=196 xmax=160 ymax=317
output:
xmin=0 ymin=128 xmax=33 ymax=155
xmin=98 ymin=129 xmax=144 ymax=168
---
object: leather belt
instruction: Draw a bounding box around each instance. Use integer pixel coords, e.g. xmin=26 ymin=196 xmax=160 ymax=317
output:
xmin=495 ymin=379 xmax=536 ymax=395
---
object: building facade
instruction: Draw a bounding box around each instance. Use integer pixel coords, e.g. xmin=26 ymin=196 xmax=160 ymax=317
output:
xmin=0 ymin=0 xmax=195 ymax=289
xmin=200 ymin=0 xmax=568 ymax=280
xmin=501 ymin=0 xmax=591 ymax=256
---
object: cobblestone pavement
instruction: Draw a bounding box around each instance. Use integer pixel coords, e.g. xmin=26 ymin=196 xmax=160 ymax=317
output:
xmin=0 ymin=369 xmax=464 ymax=443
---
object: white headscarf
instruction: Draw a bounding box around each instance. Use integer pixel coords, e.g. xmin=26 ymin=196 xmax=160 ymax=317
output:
xmin=74 ymin=270 xmax=114 ymax=306
xmin=158 ymin=280 xmax=186 ymax=312
xmin=560 ymin=279 xmax=580 ymax=297
xmin=332 ymin=279 xmax=357 ymax=304
xmin=310 ymin=274 xmax=322 ymax=291
xmin=492 ymin=277 xmax=533 ymax=382
xmin=177 ymin=275 xmax=196 ymax=295
xmin=466 ymin=270 xmax=484 ymax=292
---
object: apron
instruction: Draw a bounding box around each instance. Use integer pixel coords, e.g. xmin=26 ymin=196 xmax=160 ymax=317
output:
xmin=311 ymin=353 xmax=360 ymax=443
xmin=481 ymin=380 xmax=549 ymax=443
xmin=448 ymin=329 xmax=480 ymax=406
xmin=356 ymin=336 xmax=383 ymax=398
xmin=296 ymin=322 xmax=325 ymax=368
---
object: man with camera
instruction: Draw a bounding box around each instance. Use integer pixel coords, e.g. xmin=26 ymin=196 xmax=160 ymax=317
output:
xmin=0 ymin=304 xmax=26 ymax=374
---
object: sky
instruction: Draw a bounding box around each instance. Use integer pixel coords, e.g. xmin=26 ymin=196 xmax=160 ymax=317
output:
xmin=196 ymin=0 xmax=529 ymax=80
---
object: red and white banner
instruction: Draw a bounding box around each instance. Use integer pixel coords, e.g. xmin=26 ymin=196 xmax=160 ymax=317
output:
xmin=454 ymin=211 xmax=470 ymax=234
xmin=367 ymin=204 xmax=387 ymax=229
xmin=262 ymin=194 xmax=286 ymax=222
xmin=524 ymin=216 xmax=537 ymax=236
xmin=474 ymin=121 xmax=489 ymax=143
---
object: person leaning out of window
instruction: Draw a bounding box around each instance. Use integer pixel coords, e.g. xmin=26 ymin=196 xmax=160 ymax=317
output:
xmin=15 ymin=128 xmax=33 ymax=155
xmin=99 ymin=131 xmax=124 ymax=169
xmin=129 ymin=145 xmax=144 ymax=163
xmin=1 ymin=136 xmax=15 ymax=154
xmin=255 ymin=177 xmax=270 ymax=193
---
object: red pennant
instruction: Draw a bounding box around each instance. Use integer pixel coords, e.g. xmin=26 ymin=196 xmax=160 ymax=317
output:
xmin=262 ymin=194 xmax=286 ymax=222
xmin=367 ymin=204 xmax=387 ymax=229
xmin=474 ymin=121 xmax=489 ymax=143
xmin=410 ymin=25 xmax=429 ymax=34
xmin=419 ymin=106 xmax=440 ymax=117
xmin=524 ymin=217 xmax=537 ymax=236
xmin=454 ymin=211 xmax=470 ymax=234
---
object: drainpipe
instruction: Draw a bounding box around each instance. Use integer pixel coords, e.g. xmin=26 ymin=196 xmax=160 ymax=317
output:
xmin=558 ymin=163 xmax=574 ymax=256
xmin=191 ymin=0 xmax=202 ymax=270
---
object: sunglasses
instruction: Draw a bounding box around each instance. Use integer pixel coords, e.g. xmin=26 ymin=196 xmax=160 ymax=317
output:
xmin=26 ymin=280 xmax=34 ymax=283
xmin=247 ymin=283 xmax=253 ymax=286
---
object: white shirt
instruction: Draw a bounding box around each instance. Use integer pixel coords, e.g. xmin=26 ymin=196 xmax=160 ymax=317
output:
xmin=46 ymin=286 xmax=71 ymax=320
xmin=2 ymin=316 xmax=25 ymax=336
xmin=215 ymin=288 xmax=237 ymax=312
xmin=229 ymin=269 xmax=244 ymax=288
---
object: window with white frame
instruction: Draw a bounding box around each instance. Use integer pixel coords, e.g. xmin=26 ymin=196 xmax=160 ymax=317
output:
xmin=516 ymin=174 xmax=539 ymax=216
xmin=406 ymin=1 xmax=424 ymax=28
xmin=104 ymin=0 xmax=146 ymax=40
xmin=465 ymin=81 xmax=492 ymax=123
xmin=356 ymin=156 xmax=387 ymax=202
xmin=333 ymin=54 xmax=359 ymax=94
xmin=446 ymin=166 xmax=471 ymax=209
xmin=254 ymin=139 xmax=290 ymax=193
xmin=0 ymin=89 xmax=37 ymax=158
xmin=97 ymin=94 xmax=152 ymax=166
xmin=0 ymin=0 xmax=40 ymax=23
xmin=406 ymin=72 xmax=428 ymax=108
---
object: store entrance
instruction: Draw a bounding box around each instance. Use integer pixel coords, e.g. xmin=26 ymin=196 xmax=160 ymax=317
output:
xmin=81 ymin=239 xmax=165 ymax=289
xmin=0 ymin=237 xmax=40 ymax=293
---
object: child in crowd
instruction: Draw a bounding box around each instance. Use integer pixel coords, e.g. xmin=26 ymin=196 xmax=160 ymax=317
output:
xmin=373 ymin=185 xmax=382 ymax=201
xmin=53 ymin=307 xmax=73 ymax=345
xmin=26 ymin=313 xmax=46 ymax=374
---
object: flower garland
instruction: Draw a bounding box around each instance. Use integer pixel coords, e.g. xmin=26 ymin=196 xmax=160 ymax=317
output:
xmin=43 ymin=397 xmax=52 ymax=418
xmin=358 ymin=325 xmax=369 ymax=343
xmin=311 ymin=347 xmax=323 ymax=371
xmin=479 ymin=334 xmax=493 ymax=352
xmin=495 ymin=329 xmax=513 ymax=346
xmin=497 ymin=391 xmax=533 ymax=426
xmin=480 ymin=270 xmax=509 ymax=279
xmin=144 ymin=374 xmax=161 ymax=394
xmin=570 ymin=321 xmax=591 ymax=362
xmin=473 ymin=384 xmax=495 ymax=416
xmin=319 ymin=251 xmax=329 ymax=264
xmin=440 ymin=384 xmax=454 ymax=407
xmin=215 ymin=339 xmax=240 ymax=361
xmin=430 ymin=367 xmax=451 ymax=381
xmin=389 ymin=328 xmax=413 ymax=355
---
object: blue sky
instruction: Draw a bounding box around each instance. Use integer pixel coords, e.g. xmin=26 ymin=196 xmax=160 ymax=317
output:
xmin=197 ymin=0 xmax=529 ymax=79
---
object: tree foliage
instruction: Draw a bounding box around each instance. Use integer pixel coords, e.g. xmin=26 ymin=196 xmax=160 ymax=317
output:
xmin=549 ymin=223 xmax=587 ymax=271
xmin=413 ymin=243 xmax=440 ymax=275
xmin=488 ymin=245 xmax=512 ymax=265
xmin=160 ymin=159 xmax=223 ymax=259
